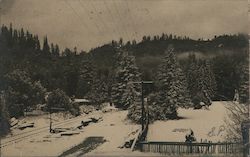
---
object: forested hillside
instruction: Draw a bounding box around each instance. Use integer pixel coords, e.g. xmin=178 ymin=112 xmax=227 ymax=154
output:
xmin=0 ymin=24 xmax=248 ymax=129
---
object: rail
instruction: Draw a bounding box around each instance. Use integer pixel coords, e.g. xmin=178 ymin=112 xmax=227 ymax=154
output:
xmin=139 ymin=141 xmax=243 ymax=155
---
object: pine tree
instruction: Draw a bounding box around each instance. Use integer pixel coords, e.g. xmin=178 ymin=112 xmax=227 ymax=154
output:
xmin=127 ymin=94 xmax=142 ymax=123
xmin=4 ymin=69 xmax=46 ymax=117
xmin=186 ymin=54 xmax=199 ymax=98
xmin=203 ymin=60 xmax=217 ymax=99
xmin=51 ymin=43 xmax=55 ymax=55
xmin=87 ymin=74 xmax=109 ymax=106
xmin=54 ymin=44 xmax=60 ymax=56
xmin=177 ymin=67 xmax=192 ymax=108
xmin=42 ymin=36 xmax=50 ymax=54
xmin=111 ymin=49 xmax=141 ymax=109
xmin=19 ymin=28 xmax=25 ymax=47
xmin=34 ymin=35 xmax=41 ymax=51
xmin=186 ymin=55 xmax=216 ymax=106
xmin=0 ymin=92 xmax=10 ymax=137
xmin=76 ymin=57 xmax=95 ymax=98
xmin=152 ymin=46 xmax=188 ymax=119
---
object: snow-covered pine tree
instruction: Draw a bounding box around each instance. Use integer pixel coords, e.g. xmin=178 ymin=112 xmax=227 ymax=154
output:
xmin=128 ymin=92 xmax=158 ymax=124
xmin=186 ymin=56 xmax=216 ymax=107
xmin=177 ymin=67 xmax=192 ymax=108
xmin=76 ymin=57 xmax=95 ymax=98
xmin=203 ymin=60 xmax=217 ymax=99
xmin=186 ymin=54 xmax=199 ymax=98
xmin=111 ymin=49 xmax=141 ymax=109
xmin=196 ymin=61 xmax=212 ymax=106
xmin=127 ymin=92 xmax=141 ymax=123
xmin=87 ymin=74 xmax=109 ymax=106
xmin=153 ymin=46 xmax=188 ymax=119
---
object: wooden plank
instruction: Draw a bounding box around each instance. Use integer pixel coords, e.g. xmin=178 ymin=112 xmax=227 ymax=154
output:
xmin=130 ymin=130 xmax=141 ymax=151
xmin=60 ymin=130 xmax=80 ymax=136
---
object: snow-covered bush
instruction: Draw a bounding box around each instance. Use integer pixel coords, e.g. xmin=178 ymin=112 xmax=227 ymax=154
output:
xmin=79 ymin=105 xmax=96 ymax=114
xmin=225 ymin=102 xmax=248 ymax=142
xmin=47 ymin=89 xmax=79 ymax=116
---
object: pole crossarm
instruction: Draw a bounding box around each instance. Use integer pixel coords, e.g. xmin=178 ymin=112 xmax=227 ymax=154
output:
xmin=131 ymin=81 xmax=153 ymax=84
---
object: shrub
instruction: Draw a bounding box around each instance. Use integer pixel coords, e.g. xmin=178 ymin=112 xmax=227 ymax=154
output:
xmin=47 ymin=89 xmax=79 ymax=116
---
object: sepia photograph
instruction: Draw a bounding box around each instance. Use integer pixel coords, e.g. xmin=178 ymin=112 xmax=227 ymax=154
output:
xmin=0 ymin=0 xmax=249 ymax=156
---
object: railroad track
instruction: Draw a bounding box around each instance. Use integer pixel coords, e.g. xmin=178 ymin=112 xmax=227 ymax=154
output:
xmin=1 ymin=112 xmax=102 ymax=148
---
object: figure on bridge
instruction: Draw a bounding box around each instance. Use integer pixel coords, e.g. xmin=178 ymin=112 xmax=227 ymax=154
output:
xmin=185 ymin=129 xmax=196 ymax=143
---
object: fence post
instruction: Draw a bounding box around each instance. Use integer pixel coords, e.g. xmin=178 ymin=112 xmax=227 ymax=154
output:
xmin=241 ymin=121 xmax=250 ymax=157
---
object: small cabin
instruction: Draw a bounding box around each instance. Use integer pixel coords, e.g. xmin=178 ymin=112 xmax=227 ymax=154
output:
xmin=72 ymin=98 xmax=91 ymax=106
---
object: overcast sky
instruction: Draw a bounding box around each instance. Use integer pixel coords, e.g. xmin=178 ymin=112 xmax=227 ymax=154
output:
xmin=0 ymin=0 xmax=248 ymax=51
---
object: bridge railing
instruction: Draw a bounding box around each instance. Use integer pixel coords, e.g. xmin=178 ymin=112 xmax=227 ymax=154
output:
xmin=138 ymin=141 xmax=243 ymax=156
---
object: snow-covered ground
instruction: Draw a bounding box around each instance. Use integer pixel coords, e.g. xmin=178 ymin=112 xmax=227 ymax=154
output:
xmin=6 ymin=112 xmax=74 ymax=138
xmin=1 ymin=101 xmax=230 ymax=157
xmin=147 ymin=101 xmax=229 ymax=142
xmin=1 ymin=110 xmax=141 ymax=157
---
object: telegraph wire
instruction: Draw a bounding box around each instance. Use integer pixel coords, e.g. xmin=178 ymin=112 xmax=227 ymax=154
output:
xmin=62 ymin=0 xmax=96 ymax=47
xmin=78 ymin=0 xmax=104 ymax=46
xmin=124 ymin=0 xmax=138 ymax=40
xmin=103 ymin=0 xmax=123 ymax=41
xmin=88 ymin=0 xmax=117 ymax=41
xmin=112 ymin=0 xmax=130 ymax=40
xmin=130 ymin=1 xmax=144 ymax=41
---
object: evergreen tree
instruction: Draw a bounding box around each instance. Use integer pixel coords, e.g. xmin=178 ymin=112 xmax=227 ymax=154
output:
xmin=4 ymin=69 xmax=46 ymax=117
xmin=34 ymin=35 xmax=41 ymax=51
xmin=87 ymin=74 xmax=109 ymax=106
xmin=51 ymin=43 xmax=55 ymax=55
xmin=177 ymin=67 xmax=192 ymax=108
xmin=127 ymin=93 xmax=142 ymax=123
xmin=54 ymin=44 xmax=60 ymax=56
xmin=186 ymin=54 xmax=199 ymax=98
xmin=0 ymin=92 xmax=10 ymax=137
xmin=76 ymin=57 xmax=95 ymax=98
xmin=111 ymin=49 xmax=141 ymax=109
xmin=19 ymin=28 xmax=25 ymax=47
xmin=47 ymin=89 xmax=71 ymax=109
xmin=42 ymin=36 xmax=50 ymax=54
xmin=203 ymin=60 xmax=217 ymax=99
xmin=186 ymin=55 xmax=216 ymax=106
xmin=151 ymin=47 xmax=188 ymax=119
xmin=47 ymin=89 xmax=79 ymax=116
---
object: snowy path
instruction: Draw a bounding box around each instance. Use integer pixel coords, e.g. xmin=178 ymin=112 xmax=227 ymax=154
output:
xmin=147 ymin=101 xmax=229 ymax=142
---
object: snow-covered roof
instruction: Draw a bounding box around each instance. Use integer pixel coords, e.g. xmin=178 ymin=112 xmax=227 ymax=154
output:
xmin=73 ymin=99 xmax=90 ymax=103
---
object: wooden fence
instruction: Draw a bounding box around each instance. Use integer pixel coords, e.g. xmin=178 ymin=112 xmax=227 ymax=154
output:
xmin=139 ymin=141 xmax=243 ymax=156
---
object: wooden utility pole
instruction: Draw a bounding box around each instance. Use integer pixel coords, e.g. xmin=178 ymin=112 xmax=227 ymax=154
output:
xmin=49 ymin=107 xmax=65 ymax=133
xmin=132 ymin=81 xmax=153 ymax=131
